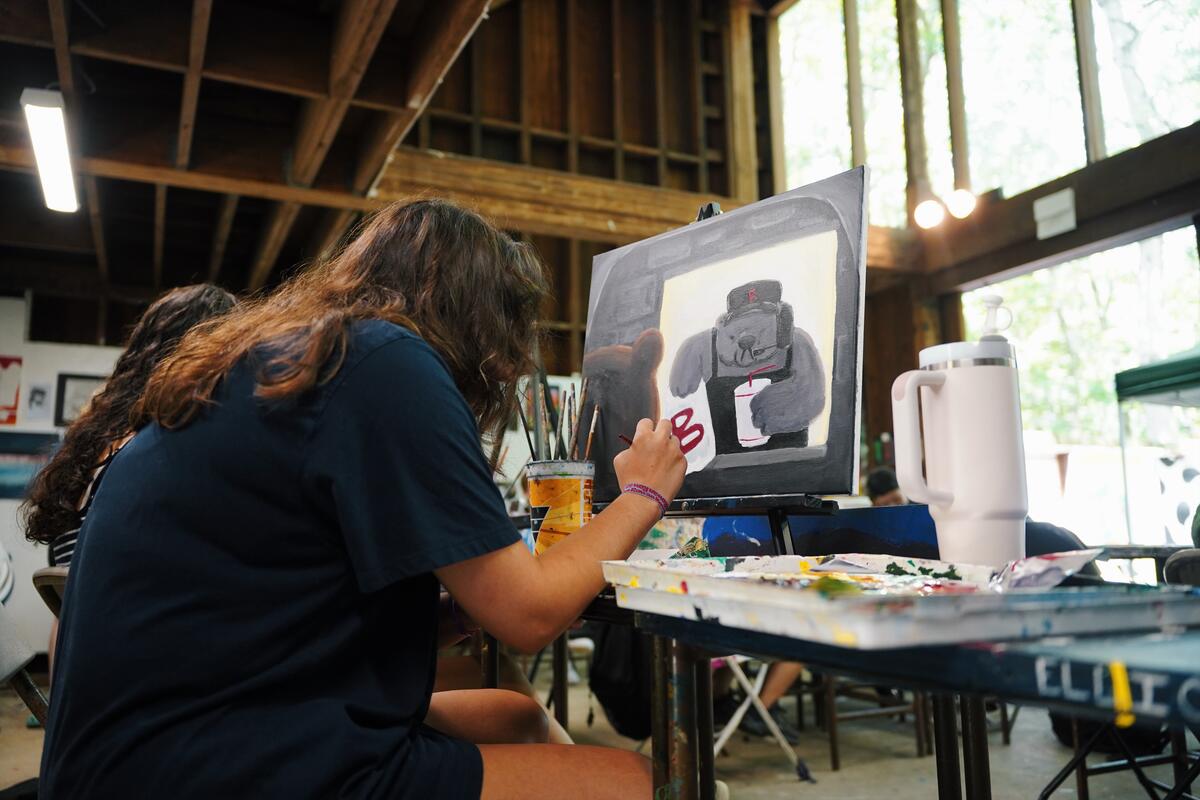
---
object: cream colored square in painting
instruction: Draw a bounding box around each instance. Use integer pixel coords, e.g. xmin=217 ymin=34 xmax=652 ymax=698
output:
xmin=655 ymin=229 xmax=838 ymax=447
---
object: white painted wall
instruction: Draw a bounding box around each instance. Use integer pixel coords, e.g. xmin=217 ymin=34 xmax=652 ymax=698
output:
xmin=0 ymin=296 xmax=121 ymax=649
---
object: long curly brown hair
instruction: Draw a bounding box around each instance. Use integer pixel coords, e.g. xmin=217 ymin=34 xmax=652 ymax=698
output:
xmin=23 ymin=284 xmax=238 ymax=545
xmin=134 ymin=198 xmax=547 ymax=452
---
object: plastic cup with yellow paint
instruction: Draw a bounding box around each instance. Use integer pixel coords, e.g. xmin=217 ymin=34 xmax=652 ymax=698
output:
xmin=527 ymin=460 xmax=594 ymax=555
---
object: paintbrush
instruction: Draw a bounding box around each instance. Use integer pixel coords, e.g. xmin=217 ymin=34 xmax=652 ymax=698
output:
xmin=583 ymin=406 xmax=600 ymax=461
xmin=554 ymin=392 xmax=566 ymax=459
xmin=569 ymin=378 xmax=589 ymax=459
xmin=618 ymin=434 xmax=633 ymax=447
xmin=515 ymin=394 xmax=535 ymax=459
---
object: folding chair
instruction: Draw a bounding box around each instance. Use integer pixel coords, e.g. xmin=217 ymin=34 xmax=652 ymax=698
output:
xmin=0 ymin=603 xmax=48 ymax=726
xmin=32 ymin=566 xmax=68 ymax=619
xmin=713 ymin=656 xmax=803 ymax=774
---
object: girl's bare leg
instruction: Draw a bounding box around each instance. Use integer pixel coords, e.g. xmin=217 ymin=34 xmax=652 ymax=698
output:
xmin=436 ymin=653 xmax=573 ymax=744
xmin=425 ymin=689 xmax=549 ymax=745
xmin=478 ymin=744 xmax=652 ymax=800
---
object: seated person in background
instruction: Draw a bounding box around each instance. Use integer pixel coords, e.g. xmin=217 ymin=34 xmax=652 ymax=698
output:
xmin=865 ymin=466 xmax=905 ymax=506
xmin=22 ymin=284 xmax=238 ymax=672
xmin=40 ymin=200 xmax=684 ymax=800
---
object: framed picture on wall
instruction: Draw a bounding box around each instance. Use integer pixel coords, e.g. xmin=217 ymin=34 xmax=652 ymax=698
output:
xmin=54 ymin=373 xmax=107 ymax=428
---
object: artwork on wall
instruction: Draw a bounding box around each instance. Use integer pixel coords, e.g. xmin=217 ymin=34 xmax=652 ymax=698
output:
xmin=581 ymin=168 xmax=867 ymax=504
xmin=0 ymin=431 xmax=61 ymax=500
xmin=25 ymin=382 xmax=52 ymax=423
xmin=0 ymin=356 xmax=22 ymax=426
xmin=54 ymin=373 xmax=107 ymax=428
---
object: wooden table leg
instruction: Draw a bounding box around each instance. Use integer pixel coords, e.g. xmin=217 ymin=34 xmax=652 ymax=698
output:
xmin=552 ymin=634 xmax=568 ymax=729
xmin=482 ymin=632 xmax=500 ymax=689
xmin=652 ymin=635 xmax=671 ymax=794
xmin=668 ymin=638 xmax=698 ymax=800
xmin=959 ymin=695 xmax=992 ymax=800
xmin=932 ymin=694 xmax=963 ymax=800
xmin=695 ymin=648 xmax=715 ymax=800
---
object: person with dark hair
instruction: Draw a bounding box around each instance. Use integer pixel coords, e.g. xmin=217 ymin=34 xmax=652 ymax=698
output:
xmin=865 ymin=466 xmax=905 ymax=506
xmin=40 ymin=199 xmax=684 ymax=799
xmin=23 ymin=283 xmax=238 ymax=564
xmin=22 ymin=284 xmax=238 ymax=679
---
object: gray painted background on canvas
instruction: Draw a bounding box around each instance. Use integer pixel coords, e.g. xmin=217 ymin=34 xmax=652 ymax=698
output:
xmin=582 ymin=167 xmax=867 ymax=503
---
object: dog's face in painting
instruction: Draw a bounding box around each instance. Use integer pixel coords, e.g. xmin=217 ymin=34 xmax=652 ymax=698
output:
xmin=714 ymin=305 xmax=783 ymax=370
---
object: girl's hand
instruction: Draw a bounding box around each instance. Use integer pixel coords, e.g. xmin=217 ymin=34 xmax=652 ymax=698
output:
xmin=612 ymin=417 xmax=686 ymax=502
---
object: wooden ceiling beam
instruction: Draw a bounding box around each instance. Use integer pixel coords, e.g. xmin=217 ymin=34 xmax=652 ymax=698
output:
xmin=0 ymin=202 xmax=93 ymax=254
xmin=176 ymin=0 xmax=214 ymax=170
xmin=206 ymin=193 xmax=238 ymax=284
xmin=152 ymin=184 xmax=166 ymax=288
xmin=308 ymin=0 xmax=491 ymax=265
xmin=923 ymin=121 xmax=1200 ymax=292
xmin=0 ymin=258 xmax=157 ymax=302
xmin=0 ymin=142 xmax=381 ymax=211
xmin=83 ymin=175 xmax=108 ymax=283
xmin=248 ymin=0 xmax=402 ymax=291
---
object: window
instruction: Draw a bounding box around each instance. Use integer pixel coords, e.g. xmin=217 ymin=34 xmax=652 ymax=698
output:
xmin=778 ymin=0 xmax=851 ymax=192
xmin=963 ymin=226 xmax=1200 ymax=545
xmin=916 ymin=0 xmax=954 ymax=201
xmin=959 ymin=1 xmax=1086 ymax=197
xmin=1091 ymin=0 xmax=1200 ymax=156
xmin=858 ymin=0 xmax=907 ymax=226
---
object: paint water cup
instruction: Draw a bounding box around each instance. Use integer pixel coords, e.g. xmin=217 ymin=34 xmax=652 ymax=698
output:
xmin=528 ymin=460 xmax=595 ymax=555
xmin=734 ymin=377 xmax=771 ymax=448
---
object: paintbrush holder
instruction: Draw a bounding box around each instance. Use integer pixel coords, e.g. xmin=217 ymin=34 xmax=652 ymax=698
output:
xmin=527 ymin=460 xmax=595 ymax=555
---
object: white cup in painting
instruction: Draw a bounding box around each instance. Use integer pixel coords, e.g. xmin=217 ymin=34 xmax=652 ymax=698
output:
xmin=734 ymin=378 xmax=771 ymax=448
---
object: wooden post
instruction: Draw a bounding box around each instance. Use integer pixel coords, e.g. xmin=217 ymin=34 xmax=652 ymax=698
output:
xmin=764 ymin=13 xmax=788 ymax=192
xmin=844 ymin=0 xmax=867 ymax=168
xmin=1071 ymin=0 xmax=1107 ymax=163
xmin=726 ymin=0 xmax=759 ymax=202
xmin=940 ymin=0 xmax=970 ymax=189
xmin=895 ymin=0 xmax=930 ymax=220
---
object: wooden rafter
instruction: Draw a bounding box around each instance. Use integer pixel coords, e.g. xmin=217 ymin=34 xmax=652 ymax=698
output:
xmin=206 ymin=193 xmax=238 ymax=283
xmin=177 ymin=0 xmax=213 ymax=169
xmin=247 ymin=0 xmax=402 ymax=291
xmin=308 ymin=0 xmax=492 ymax=262
xmin=152 ymin=184 xmax=166 ymax=288
xmin=84 ymin=175 xmax=109 ymax=284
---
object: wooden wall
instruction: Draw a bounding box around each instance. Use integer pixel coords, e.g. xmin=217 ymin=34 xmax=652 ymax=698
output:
xmin=395 ymin=0 xmax=751 ymax=376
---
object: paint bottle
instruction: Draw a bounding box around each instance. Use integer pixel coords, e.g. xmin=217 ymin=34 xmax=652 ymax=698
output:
xmin=891 ymin=295 xmax=1028 ymax=567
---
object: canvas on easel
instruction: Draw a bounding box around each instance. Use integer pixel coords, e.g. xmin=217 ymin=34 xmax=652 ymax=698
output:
xmin=581 ymin=167 xmax=867 ymax=505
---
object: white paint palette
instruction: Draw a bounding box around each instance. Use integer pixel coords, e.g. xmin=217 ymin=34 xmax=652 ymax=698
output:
xmin=603 ymin=555 xmax=1200 ymax=650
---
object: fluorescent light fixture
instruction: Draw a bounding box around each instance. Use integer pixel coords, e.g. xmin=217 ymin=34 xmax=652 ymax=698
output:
xmin=946 ymin=188 xmax=977 ymax=219
xmin=913 ymin=198 xmax=945 ymax=229
xmin=20 ymin=88 xmax=78 ymax=213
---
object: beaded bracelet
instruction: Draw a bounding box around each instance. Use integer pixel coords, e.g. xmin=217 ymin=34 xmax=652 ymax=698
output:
xmin=622 ymin=482 xmax=669 ymax=518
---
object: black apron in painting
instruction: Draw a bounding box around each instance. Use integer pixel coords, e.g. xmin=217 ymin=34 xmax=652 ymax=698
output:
xmin=705 ymin=329 xmax=808 ymax=455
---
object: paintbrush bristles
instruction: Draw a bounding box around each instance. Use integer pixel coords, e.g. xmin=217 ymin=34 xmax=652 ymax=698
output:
xmin=583 ymin=406 xmax=600 ymax=461
xmin=569 ymin=378 xmax=589 ymax=459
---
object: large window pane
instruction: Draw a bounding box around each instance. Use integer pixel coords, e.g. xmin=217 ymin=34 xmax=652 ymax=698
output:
xmin=960 ymin=1 xmax=1086 ymax=197
xmin=859 ymin=0 xmax=907 ymax=226
xmin=916 ymin=0 xmax=954 ymax=201
xmin=1092 ymin=0 xmax=1200 ymax=156
xmin=779 ymin=0 xmax=851 ymax=192
xmin=963 ymin=226 xmax=1200 ymax=547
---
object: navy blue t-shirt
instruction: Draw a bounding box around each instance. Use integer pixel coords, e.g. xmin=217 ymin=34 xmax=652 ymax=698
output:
xmin=40 ymin=320 xmax=519 ymax=799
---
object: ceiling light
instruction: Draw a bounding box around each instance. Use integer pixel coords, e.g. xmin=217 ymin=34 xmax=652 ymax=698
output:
xmin=20 ymin=88 xmax=78 ymax=213
xmin=913 ymin=198 xmax=945 ymax=229
xmin=946 ymin=188 xmax=977 ymax=219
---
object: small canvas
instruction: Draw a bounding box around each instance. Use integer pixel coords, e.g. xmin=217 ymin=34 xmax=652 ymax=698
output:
xmin=582 ymin=168 xmax=867 ymax=504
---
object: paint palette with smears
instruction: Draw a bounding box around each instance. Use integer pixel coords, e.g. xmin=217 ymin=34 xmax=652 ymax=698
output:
xmin=601 ymin=551 xmax=1200 ymax=649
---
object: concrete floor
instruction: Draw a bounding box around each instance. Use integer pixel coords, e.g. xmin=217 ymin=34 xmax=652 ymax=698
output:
xmin=3 ymin=677 xmax=1193 ymax=798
